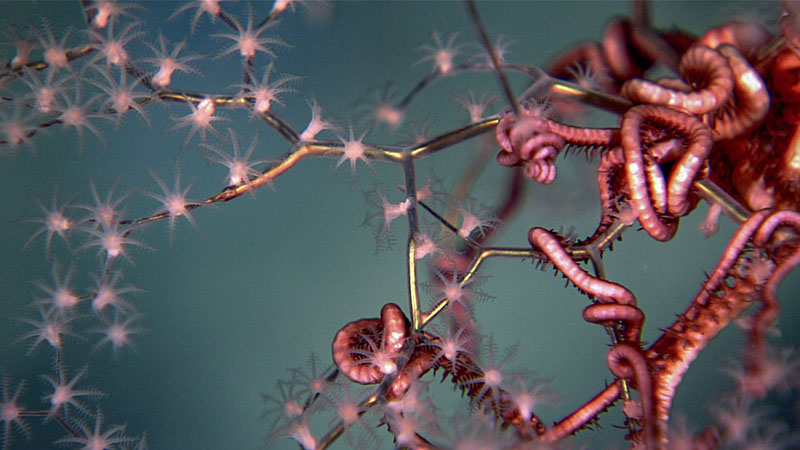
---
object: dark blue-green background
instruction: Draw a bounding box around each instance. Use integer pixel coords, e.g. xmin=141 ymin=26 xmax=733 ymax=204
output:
xmin=1 ymin=1 xmax=796 ymax=449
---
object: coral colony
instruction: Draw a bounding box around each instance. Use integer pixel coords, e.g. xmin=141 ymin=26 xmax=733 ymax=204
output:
xmin=2 ymin=1 xmax=800 ymax=449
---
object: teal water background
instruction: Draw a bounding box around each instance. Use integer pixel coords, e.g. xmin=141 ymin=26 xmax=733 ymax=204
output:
xmin=0 ymin=1 xmax=797 ymax=449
